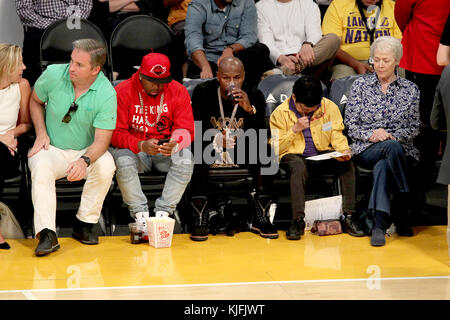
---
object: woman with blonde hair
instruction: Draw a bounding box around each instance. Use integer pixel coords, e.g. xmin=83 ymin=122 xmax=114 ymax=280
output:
xmin=0 ymin=44 xmax=32 ymax=249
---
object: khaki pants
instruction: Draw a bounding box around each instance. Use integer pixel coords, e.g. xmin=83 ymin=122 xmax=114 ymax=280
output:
xmin=309 ymin=33 xmax=340 ymax=68
xmin=28 ymin=145 xmax=116 ymax=235
xmin=281 ymin=33 xmax=340 ymax=77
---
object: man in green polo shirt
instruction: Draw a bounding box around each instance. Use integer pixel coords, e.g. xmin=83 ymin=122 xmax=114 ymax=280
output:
xmin=28 ymin=38 xmax=117 ymax=257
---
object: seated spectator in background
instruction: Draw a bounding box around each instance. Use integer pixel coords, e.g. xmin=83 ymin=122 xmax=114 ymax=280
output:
xmin=322 ymin=0 xmax=401 ymax=80
xmin=89 ymin=0 xmax=169 ymax=80
xmin=0 ymin=44 xmax=32 ymax=249
xmin=190 ymin=56 xmax=278 ymax=241
xmin=437 ymin=14 xmax=450 ymax=66
xmin=431 ymin=62 xmax=450 ymax=262
xmin=270 ymin=75 xmax=362 ymax=241
xmin=111 ymin=53 xmax=194 ymax=242
xmin=395 ymin=0 xmax=450 ymax=212
xmin=256 ymin=0 xmax=339 ymax=81
xmin=184 ymin=0 xmax=274 ymax=88
xmin=344 ymin=36 xmax=420 ymax=247
xmin=90 ymin=0 xmax=169 ymax=39
xmin=165 ymin=0 xmax=192 ymax=81
xmin=15 ymin=0 xmax=93 ymax=86
xmin=28 ymin=39 xmax=117 ymax=256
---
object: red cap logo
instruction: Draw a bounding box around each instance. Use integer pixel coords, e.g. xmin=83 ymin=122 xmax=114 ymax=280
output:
xmin=150 ymin=64 xmax=166 ymax=77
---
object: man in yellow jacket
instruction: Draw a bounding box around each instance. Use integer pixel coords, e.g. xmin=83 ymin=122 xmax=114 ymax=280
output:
xmin=270 ymin=76 xmax=363 ymax=240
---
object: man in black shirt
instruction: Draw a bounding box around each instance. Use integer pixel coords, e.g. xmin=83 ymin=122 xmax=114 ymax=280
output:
xmin=189 ymin=56 xmax=278 ymax=241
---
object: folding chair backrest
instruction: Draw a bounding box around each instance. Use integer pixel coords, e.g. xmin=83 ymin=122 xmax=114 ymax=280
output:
xmin=110 ymin=15 xmax=173 ymax=77
xmin=329 ymin=74 xmax=365 ymax=116
xmin=258 ymin=74 xmax=329 ymax=120
xmin=182 ymin=78 xmax=213 ymax=97
xmin=40 ymin=18 xmax=111 ymax=79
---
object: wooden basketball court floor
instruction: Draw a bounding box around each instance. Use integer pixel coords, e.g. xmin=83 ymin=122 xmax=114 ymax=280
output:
xmin=0 ymin=226 xmax=449 ymax=300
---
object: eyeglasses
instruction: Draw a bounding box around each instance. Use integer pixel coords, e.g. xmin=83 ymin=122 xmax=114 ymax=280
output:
xmin=62 ymin=101 xmax=78 ymax=123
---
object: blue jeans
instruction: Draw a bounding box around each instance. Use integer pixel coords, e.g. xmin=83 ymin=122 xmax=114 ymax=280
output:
xmin=354 ymin=140 xmax=410 ymax=215
xmin=112 ymin=148 xmax=194 ymax=217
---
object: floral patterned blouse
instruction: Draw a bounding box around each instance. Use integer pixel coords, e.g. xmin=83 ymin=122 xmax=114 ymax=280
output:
xmin=344 ymin=73 xmax=421 ymax=160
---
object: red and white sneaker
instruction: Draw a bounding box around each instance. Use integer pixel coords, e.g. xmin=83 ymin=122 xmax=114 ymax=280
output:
xmin=135 ymin=211 xmax=150 ymax=241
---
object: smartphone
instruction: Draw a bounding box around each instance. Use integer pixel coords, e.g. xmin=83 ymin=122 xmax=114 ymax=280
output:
xmin=157 ymin=138 xmax=170 ymax=145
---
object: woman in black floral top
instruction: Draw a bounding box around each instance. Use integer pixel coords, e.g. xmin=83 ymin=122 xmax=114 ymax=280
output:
xmin=345 ymin=36 xmax=420 ymax=247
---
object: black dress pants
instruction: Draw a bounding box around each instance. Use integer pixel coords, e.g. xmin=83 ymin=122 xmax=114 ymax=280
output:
xmin=280 ymin=154 xmax=356 ymax=220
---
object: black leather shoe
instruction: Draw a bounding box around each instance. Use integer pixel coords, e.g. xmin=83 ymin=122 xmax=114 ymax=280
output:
xmin=0 ymin=242 xmax=10 ymax=249
xmin=396 ymin=225 xmax=414 ymax=237
xmin=286 ymin=218 xmax=305 ymax=240
xmin=35 ymin=228 xmax=60 ymax=256
xmin=341 ymin=214 xmax=365 ymax=237
xmin=72 ymin=219 xmax=99 ymax=245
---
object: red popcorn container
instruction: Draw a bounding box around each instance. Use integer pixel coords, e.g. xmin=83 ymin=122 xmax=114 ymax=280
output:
xmin=146 ymin=217 xmax=175 ymax=248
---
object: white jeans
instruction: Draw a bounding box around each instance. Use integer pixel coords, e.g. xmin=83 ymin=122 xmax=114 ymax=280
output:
xmin=28 ymin=145 xmax=116 ymax=235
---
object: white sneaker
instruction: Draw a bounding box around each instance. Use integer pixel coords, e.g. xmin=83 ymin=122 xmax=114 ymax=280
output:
xmin=155 ymin=211 xmax=169 ymax=218
xmin=135 ymin=211 xmax=150 ymax=241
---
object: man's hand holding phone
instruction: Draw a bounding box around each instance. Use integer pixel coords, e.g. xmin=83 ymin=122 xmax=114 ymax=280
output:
xmin=157 ymin=138 xmax=178 ymax=156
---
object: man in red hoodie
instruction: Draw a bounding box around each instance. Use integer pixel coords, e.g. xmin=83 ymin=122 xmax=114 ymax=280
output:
xmin=111 ymin=53 xmax=195 ymax=240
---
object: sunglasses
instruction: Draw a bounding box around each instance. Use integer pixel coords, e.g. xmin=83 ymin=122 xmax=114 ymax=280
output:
xmin=62 ymin=101 xmax=78 ymax=123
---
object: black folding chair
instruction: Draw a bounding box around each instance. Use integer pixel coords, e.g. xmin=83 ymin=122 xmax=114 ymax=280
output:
xmin=39 ymin=18 xmax=112 ymax=80
xmin=109 ymin=15 xmax=173 ymax=80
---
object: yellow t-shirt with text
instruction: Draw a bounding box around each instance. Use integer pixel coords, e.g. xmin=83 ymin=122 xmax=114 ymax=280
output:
xmin=322 ymin=0 xmax=402 ymax=60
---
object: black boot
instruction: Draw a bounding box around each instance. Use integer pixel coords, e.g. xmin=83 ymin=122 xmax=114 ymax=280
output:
xmin=249 ymin=192 xmax=278 ymax=239
xmin=189 ymin=196 xmax=210 ymax=241
xmin=35 ymin=228 xmax=60 ymax=256
xmin=72 ymin=218 xmax=99 ymax=245
xmin=222 ymin=199 xmax=241 ymax=237
xmin=341 ymin=212 xmax=365 ymax=237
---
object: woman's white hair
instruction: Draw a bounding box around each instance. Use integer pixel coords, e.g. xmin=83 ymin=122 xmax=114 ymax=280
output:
xmin=370 ymin=36 xmax=403 ymax=63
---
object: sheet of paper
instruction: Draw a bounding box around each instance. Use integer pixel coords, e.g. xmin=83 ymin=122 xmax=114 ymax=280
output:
xmin=304 ymin=195 xmax=343 ymax=230
xmin=306 ymin=151 xmax=344 ymax=161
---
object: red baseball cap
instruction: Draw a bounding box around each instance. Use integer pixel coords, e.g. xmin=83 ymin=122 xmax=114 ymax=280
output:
xmin=139 ymin=52 xmax=172 ymax=84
